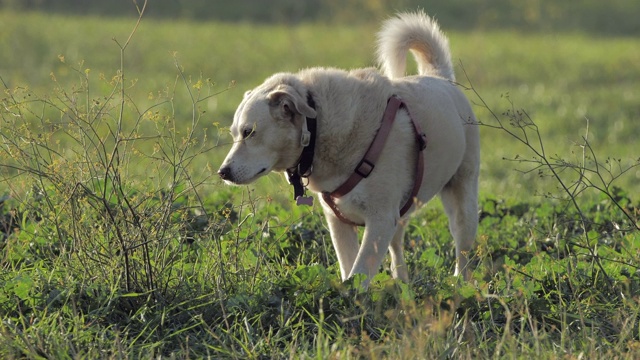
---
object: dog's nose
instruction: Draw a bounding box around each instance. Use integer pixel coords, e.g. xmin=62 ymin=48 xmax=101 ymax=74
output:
xmin=218 ymin=167 xmax=231 ymax=180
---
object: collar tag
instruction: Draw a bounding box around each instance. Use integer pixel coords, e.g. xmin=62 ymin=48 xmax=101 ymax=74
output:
xmin=295 ymin=195 xmax=314 ymax=206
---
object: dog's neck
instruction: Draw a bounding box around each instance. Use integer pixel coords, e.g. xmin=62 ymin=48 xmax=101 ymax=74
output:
xmin=288 ymin=69 xmax=394 ymax=198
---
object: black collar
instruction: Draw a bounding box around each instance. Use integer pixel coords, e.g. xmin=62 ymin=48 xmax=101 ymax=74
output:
xmin=285 ymin=92 xmax=317 ymax=206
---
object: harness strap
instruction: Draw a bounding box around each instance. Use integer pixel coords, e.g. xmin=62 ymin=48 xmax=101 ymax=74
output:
xmin=322 ymin=95 xmax=426 ymax=226
xmin=401 ymin=107 xmax=427 ymax=215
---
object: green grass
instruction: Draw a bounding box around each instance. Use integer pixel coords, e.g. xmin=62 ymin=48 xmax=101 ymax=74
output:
xmin=1 ymin=11 xmax=640 ymax=359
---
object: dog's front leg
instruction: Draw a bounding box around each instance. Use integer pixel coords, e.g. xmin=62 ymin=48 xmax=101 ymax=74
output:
xmin=324 ymin=211 xmax=360 ymax=281
xmin=347 ymin=215 xmax=399 ymax=287
xmin=389 ymin=224 xmax=409 ymax=282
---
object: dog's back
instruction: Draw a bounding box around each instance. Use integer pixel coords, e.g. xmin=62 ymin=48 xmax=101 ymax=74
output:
xmin=376 ymin=11 xmax=455 ymax=81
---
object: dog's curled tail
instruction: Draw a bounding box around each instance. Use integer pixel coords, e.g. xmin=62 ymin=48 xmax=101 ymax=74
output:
xmin=377 ymin=11 xmax=455 ymax=81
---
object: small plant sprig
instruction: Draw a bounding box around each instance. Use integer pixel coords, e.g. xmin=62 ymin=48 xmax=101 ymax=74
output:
xmin=0 ymin=0 xmax=229 ymax=302
xmin=458 ymin=65 xmax=640 ymax=284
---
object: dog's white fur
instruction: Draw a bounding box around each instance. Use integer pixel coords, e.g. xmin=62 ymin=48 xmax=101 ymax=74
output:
xmin=219 ymin=11 xmax=479 ymax=286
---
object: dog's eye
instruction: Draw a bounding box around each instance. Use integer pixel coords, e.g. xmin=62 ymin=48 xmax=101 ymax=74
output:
xmin=242 ymin=128 xmax=254 ymax=139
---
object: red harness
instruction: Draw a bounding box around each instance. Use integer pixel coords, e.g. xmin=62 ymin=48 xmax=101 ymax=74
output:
xmin=321 ymin=95 xmax=427 ymax=226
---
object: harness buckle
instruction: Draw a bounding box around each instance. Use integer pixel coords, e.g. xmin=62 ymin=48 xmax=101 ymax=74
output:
xmin=417 ymin=133 xmax=427 ymax=151
xmin=355 ymin=159 xmax=375 ymax=178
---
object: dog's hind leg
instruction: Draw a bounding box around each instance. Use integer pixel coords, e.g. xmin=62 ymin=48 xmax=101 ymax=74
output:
xmin=389 ymin=224 xmax=409 ymax=282
xmin=440 ymin=173 xmax=478 ymax=281
xmin=325 ymin=213 xmax=360 ymax=281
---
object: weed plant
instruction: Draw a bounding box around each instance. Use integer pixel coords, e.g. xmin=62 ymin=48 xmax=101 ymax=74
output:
xmin=1 ymin=5 xmax=640 ymax=359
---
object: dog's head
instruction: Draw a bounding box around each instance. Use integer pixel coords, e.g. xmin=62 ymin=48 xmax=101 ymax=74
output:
xmin=218 ymin=75 xmax=317 ymax=185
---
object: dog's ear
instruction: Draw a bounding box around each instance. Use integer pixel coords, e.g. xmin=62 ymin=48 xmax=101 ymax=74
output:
xmin=267 ymin=86 xmax=316 ymax=122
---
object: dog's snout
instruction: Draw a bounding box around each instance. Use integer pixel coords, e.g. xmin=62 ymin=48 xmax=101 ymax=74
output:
xmin=218 ymin=166 xmax=232 ymax=180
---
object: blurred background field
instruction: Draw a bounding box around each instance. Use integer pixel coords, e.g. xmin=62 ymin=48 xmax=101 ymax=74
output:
xmin=2 ymin=1 xmax=639 ymax=201
xmin=2 ymin=0 xmax=639 ymax=34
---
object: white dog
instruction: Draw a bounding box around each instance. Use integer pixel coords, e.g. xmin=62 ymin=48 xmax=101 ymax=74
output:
xmin=218 ymin=11 xmax=479 ymax=287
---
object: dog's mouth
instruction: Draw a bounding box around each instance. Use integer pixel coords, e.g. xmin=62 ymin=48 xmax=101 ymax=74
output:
xmin=249 ymin=167 xmax=268 ymax=181
xmin=236 ymin=167 xmax=269 ymax=185
xmin=219 ymin=166 xmax=269 ymax=185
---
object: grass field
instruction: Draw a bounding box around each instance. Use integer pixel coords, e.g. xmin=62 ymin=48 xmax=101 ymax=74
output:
xmin=1 ymin=11 xmax=640 ymax=359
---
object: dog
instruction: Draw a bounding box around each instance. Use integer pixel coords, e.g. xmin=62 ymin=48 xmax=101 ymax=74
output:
xmin=218 ymin=11 xmax=479 ymax=287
